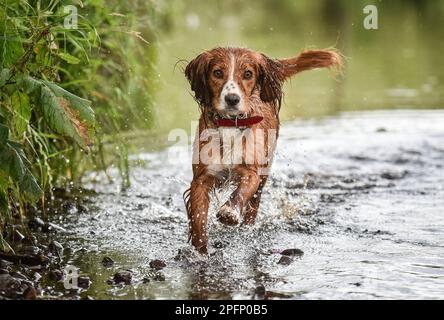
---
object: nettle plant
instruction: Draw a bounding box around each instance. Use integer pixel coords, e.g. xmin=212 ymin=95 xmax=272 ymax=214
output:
xmin=0 ymin=2 xmax=96 ymax=251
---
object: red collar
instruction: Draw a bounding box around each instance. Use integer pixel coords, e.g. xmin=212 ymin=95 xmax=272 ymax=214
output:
xmin=215 ymin=116 xmax=263 ymax=128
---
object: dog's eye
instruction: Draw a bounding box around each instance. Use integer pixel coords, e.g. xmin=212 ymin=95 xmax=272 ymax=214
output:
xmin=213 ymin=69 xmax=223 ymax=79
xmin=243 ymin=70 xmax=253 ymax=80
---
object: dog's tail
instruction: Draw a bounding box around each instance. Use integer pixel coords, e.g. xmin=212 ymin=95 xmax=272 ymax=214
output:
xmin=280 ymin=49 xmax=344 ymax=79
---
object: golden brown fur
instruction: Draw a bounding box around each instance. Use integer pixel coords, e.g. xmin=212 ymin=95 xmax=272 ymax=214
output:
xmin=184 ymin=47 xmax=342 ymax=254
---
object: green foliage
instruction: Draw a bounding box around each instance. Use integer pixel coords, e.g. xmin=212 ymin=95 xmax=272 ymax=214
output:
xmin=0 ymin=0 xmax=160 ymax=250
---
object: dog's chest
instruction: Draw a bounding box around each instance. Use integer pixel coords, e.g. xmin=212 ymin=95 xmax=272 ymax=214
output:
xmin=204 ymin=127 xmax=255 ymax=176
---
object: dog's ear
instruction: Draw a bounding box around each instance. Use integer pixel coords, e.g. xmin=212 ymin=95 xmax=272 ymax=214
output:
xmin=279 ymin=49 xmax=343 ymax=79
xmin=258 ymin=54 xmax=285 ymax=104
xmin=185 ymin=52 xmax=212 ymax=107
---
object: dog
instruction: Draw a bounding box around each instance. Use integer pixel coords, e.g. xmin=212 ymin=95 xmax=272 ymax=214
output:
xmin=183 ymin=47 xmax=342 ymax=254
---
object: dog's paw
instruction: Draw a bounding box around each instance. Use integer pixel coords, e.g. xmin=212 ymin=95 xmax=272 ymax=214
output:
xmin=217 ymin=204 xmax=240 ymax=226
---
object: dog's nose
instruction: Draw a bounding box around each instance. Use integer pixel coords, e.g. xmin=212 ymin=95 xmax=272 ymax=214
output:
xmin=225 ymin=93 xmax=240 ymax=107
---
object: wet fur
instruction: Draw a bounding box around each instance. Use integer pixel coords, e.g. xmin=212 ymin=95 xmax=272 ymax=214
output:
xmin=184 ymin=47 xmax=342 ymax=254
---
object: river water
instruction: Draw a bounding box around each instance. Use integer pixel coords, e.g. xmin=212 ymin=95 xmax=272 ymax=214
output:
xmin=50 ymin=109 xmax=444 ymax=300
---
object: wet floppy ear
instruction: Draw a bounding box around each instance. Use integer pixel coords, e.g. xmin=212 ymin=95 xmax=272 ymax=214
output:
xmin=184 ymin=52 xmax=212 ymax=107
xmin=279 ymin=49 xmax=343 ymax=79
xmin=258 ymin=54 xmax=284 ymax=104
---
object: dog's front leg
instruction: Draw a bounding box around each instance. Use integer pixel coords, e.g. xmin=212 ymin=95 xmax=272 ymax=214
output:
xmin=187 ymin=174 xmax=216 ymax=254
xmin=217 ymin=167 xmax=260 ymax=226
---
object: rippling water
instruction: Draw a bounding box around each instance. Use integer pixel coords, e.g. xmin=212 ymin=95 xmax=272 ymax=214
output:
xmin=50 ymin=110 xmax=444 ymax=300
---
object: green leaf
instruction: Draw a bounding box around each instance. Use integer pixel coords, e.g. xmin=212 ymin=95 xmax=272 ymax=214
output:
xmin=58 ymin=52 xmax=81 ymax=64
xmin=16 ymin=75 xmax=43 ymax=95
xmin=0 ymin=123 xmax=9 ymax=145
xmin=0 ymin=11 xmax=24 ymax=67
xmin=11 ymin=91 xmax=31 ymax=136
xmin=42 ymin=81 xmax=95 ymax=126
xmin=13 ymin=74 xmax=95 ymax=150
xmin=40 ymin=86 xmax=92 ymax=149
xmin=0 ymin=141 xmax=42 ymax=202
xmin=0 ymin=68 xmax=11 ymax=86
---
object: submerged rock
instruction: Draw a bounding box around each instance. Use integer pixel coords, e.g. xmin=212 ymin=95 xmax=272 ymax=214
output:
xmin=277 ymin=256 xmax=293 ymax=266
xmin=114 ymin=271 xmax=132 ymax=284
xmin=281 ymin=248 xmax=304 ymax=257
xmin=149 ymin=259 xmax=166 ymax=270
xmin=102 ymin=256 xmax=114 ymax=267
xmin=77 ymin=276 xmax=91 ymax=289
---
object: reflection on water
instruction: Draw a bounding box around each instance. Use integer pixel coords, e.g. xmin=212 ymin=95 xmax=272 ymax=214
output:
xmin=49 ymin=110 xmax=444 ymax=300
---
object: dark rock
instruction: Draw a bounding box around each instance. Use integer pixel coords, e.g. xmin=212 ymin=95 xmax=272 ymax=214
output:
xmin=48 ymin=241 xmax=64 ymax=259
xmin=77 ymin=276 xmax=91 ymax=289
xmin=23 ymin=285 xmax=37 ymax=300
xmin=264 ymin=291 xmax=293 ymax=299
xmin=0 ymin=269 xmax=9 ymax=275
xmin=280 ymin=248 xmax=304 ymax=257
xmin=255 ymin=284 xmax=266 ymax=296
xmin=102 ymin=256 xmax=114 ymax=267
xmin=149 ymin=259 xmax=166 ymax=270
xmin=376 ymin=127 xmax=387 ymax=133
xmin=28 ymin=217 xmax=45 ymax=230
xmin=48 ymin=269 xmax=63 ymax=281
xmin=277 ymin=256 xmax=293 ymax=266
xmin=106 ymin=278 xmax=114 ymax=285
xmin=114 ymin=271 xmax=132 ymax=285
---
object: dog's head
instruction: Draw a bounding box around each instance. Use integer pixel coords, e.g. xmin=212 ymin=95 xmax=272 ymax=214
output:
xmin=185 ymin=47 xmax=342 ymax=118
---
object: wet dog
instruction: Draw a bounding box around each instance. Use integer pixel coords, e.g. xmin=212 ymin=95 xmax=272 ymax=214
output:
xmin=183 ymin=47 xmax=342 ymax=254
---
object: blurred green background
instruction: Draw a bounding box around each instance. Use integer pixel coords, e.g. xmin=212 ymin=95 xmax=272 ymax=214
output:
xmin=152 ymin=0 xmax=444 ymax=137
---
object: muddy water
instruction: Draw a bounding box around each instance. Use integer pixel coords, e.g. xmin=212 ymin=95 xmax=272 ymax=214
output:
xmin=51 ymin=110 xmax=444 ymax=300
